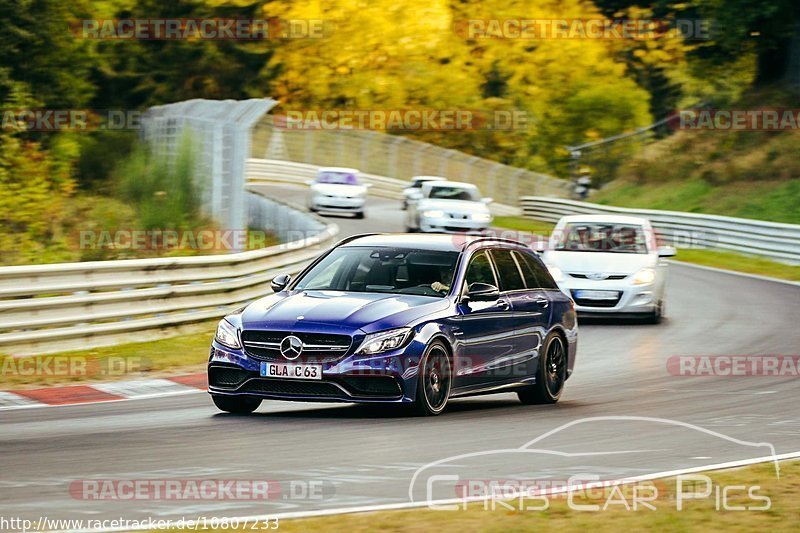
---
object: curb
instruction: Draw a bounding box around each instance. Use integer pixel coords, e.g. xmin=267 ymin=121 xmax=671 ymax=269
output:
xmin=0 ymin=373 xmax=207 ymax=411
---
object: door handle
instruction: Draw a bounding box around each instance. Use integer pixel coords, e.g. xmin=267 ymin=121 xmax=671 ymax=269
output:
xmin=496 ymin=300 xmax=511 ymax=310
xmin=534 ymin=297 xmax=550 ymax=308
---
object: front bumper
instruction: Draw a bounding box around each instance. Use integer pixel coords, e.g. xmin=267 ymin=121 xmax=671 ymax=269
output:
xmin=419 ymin=216 xmax=491 ymax=233
xmin=555 ymin=280 xmax=657 ymax=315
xmin=208 ymin=339 xmax=424 ymax=404
xmin=310 ymin=195 xmax=365 ymax=212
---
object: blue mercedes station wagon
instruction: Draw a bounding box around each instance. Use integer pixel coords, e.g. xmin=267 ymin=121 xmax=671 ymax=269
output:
xmin=208 ymin=234 xmax=578 ymax=416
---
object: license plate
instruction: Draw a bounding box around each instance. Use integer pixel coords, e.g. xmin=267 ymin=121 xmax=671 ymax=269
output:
xmin=574 ymin=290 xmax=619 ymax=300
xmin=260 ymin=362 xmax=322 ymax=380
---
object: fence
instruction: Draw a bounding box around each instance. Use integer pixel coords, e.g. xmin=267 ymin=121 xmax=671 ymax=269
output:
xmin=0 ymin=191 xmax=338 ymax=356
xmin=520 ymin=196 xmax=800 ymax=264
xmin=251 ymin=115 xmax=571 ymax=205
xmin=142 ymin=99 xmax=277 ymax=242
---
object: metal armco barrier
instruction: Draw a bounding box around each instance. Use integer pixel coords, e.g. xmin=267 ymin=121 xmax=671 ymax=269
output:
xmin=246 ymin=158 xmax=522 ymax=216
xmin=0 ymin=197 xmax=338 ymax=356
xmin=520 ymin=196 xmax=800 ymax=264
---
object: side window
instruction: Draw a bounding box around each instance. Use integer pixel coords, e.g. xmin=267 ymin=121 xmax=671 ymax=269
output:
xmin=464 ymin=251 xmax=497 ymax=287
xmin=516 ymin=251 xmax=558 ymax=290
xmin=490 ymin=249 xmax=526 ymax=291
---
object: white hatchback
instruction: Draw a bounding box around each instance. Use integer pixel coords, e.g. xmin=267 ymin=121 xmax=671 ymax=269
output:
xmin=306 ymin=167 xmax=369 ymax=218
xmin=542 ymin=214 xmax=675 ymax=322
xmin=406 ymin=181 xmax=493 ymax=233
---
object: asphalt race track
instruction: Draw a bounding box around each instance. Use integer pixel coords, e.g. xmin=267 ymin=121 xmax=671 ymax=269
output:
xmin=2 ymin=183 xmax=799 ymax=525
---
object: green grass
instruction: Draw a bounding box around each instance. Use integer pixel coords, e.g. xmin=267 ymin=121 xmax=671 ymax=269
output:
xmin=156 ymin=460 xmax=800 ymax=532
xmin=0 ymin=321 xmax=215 ymax=389
xmin=591 ymin=179 xmax=800 ymax=224
xmin=674 ymin=249 xmax=800 ymax=281
xmin=492 ymin=216 xmax=555 ymax=234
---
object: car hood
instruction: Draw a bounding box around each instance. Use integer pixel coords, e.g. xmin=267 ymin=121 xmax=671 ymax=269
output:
xmin=310 ymin=183 xmax=367 ymax=196
xmin=417 ymin=198 xmax=488 ymax=214
xmin=543 ymin=250 xmax=656 ymax=274
xmin=239 ymin=290 xmax=449 ymax=334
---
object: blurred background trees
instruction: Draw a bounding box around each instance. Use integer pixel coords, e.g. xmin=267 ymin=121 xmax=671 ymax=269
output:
xmin=0 ymin=0 xmax=797 ymax=263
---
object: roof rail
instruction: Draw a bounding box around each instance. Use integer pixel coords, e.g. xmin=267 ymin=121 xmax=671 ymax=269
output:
xmin=461 ymin=235 xmax=530 ymax=249
xmin=333 ymin=233 xmax=383 ymax=247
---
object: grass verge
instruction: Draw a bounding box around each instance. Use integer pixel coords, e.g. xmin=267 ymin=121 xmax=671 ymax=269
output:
xmin=0 ymin=321 xmax=215 ymax=389
xmin=157 ymin=459 xmax=800 ymax=532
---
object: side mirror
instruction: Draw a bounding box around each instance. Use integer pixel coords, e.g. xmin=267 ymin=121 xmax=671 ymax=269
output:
xmin=271 ymin=274 xmax=291 ymax=292
xmin=658 ymin=246 xmax=677 ymax=258
xmin=481 ymin=197 xmax=494 ymax=205
xmin=463 ymin=282 xmax=500 ymax=303
xmin=364 ymin=183 xmax=373 ymax=188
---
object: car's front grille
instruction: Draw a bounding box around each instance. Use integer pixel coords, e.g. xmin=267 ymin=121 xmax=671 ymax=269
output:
xmin=239 ymin=378 xmax=345 ymax=398
xmin=569 ymin=273 xmax=628 ymax=280
xmin=571 ymin=290 xmax=622 ymax=308
xmin=208 ymin=365 xmax=254 ymax=388
xmin=241 ymin=331 xmax=352 ymax=363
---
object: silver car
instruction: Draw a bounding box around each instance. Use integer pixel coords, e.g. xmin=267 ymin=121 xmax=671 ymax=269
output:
xmin=542 ymin=214 xmax=676 ymax=323
xmin=405 ymin=181 xmax=493 ymax=233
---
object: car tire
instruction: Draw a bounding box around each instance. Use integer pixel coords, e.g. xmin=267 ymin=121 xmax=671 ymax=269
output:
xmin=401 ymin=201 xmax=407 ymax=211
xmin=412 ymin=340 xmax=452 ymax=416
xmin=518 ymin=332 xmax=567 ymax=405
xmin=355 ymin=211 xmax=365 ymax=219
xmin=646 ymin=299 xmax=664 ymax=324
xmin=211 ymin=394 xmax=262 ymax=414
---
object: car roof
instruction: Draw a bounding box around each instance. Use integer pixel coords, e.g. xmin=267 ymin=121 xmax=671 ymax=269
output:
xmin=558 ymin=214 xmax=650 ymax=225
xmin=317 ymin=167 xmax=359 ymax=174
xmin=340 ymin=233 xmax=529 ymax=252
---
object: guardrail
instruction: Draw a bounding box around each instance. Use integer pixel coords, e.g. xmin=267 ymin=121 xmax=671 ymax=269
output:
xmin=0 ymin=193 xmax=339 ymax=356
xmin=520 ymin=196 xmax=800 ymax=263
xmin=246 ymin=158 xmax=522 ymax=216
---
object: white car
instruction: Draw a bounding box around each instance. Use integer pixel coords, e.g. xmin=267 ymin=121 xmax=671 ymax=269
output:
xmin=406 ymin=181 xmax=493 ymax=233
xmin=306 ymin=167 xmax=369 ymax=218
xmin=401 ymin=176 xmax=446 ymax=210
xmin=542 ymin=214 xmax=676 ymax=323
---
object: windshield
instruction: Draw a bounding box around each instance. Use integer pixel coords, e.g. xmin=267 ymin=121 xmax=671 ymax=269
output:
xmin=316 ymin=171 xmax=359 ymax=185
xmin=293 ymin=246 xmax=459 ymax=297
xmin=555 ymin=222 xmax=649 ymax=254
xmin=428 ymin=185 xmax=480 ymax=202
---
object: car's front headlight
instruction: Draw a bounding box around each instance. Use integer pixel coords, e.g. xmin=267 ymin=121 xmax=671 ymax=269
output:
xmin=422 ymin=210 xmax=444 ymax=219
xmin=215 ymin=319 xmax=241 ymax=349
xmin=632 ymin=268 xmax=656 ymax=285
xmin=356 ymin=327 xmax=413 ymax=355
xmin=547 ymin=265 xmax=564 ymax=283
xmin=471 ymin=212 xmax=492 ymax=222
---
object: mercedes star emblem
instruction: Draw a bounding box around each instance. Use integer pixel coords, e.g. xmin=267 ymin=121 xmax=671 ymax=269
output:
xmin=280 ymin=335 xmax=303 ymax=360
